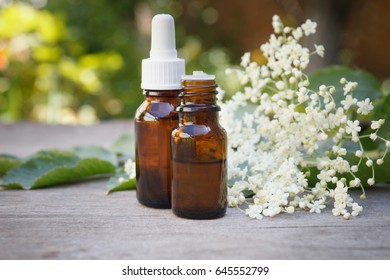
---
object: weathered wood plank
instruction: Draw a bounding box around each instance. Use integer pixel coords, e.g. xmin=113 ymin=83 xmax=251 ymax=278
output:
xmin=0 ymin=121 xmax=132 ymax=157
xmin=0 ymin=121 xmax=389 ymax=259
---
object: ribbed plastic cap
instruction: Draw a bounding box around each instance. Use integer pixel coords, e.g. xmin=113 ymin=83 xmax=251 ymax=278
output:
xmin=141 ymin=14 xmax=185 ymax=90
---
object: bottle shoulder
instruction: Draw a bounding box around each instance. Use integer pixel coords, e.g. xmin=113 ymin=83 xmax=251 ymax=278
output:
xmin=135 ymin=99 xmax=179 ymax=120
xmin=171 ymin=124 xmax=227 ymax=162
xmin=172 ymin=123 xmax=226 ymax=139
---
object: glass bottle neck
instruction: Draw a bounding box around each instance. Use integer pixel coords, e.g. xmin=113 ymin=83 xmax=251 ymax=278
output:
xmin=144 ymin=89 xmax=181 ymax=101
xmin=180 ymin=79 xmax=218 ymax=105
xmin=178 ymin=78 xmax=220 ymax=113
xmin=181 ymin=92 xmax=218 ymax=106
xmin=180 ymin=111 xmax=219 ymax=125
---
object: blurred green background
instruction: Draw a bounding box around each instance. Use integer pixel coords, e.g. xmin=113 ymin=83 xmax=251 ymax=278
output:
xmin=0 ymin=0 xmax=389 ymax=124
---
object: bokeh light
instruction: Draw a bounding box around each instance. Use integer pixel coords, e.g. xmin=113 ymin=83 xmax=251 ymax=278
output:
xmin=0 ymin=0 xmax=388 ymax=124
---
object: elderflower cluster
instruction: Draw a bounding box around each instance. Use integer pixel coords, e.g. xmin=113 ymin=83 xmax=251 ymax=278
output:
xmin=220 ymin=15 xmax=389 ymax=219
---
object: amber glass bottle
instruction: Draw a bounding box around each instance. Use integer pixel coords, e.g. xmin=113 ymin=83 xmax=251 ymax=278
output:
xmin=135 ymin=14 xmax=185 ymax=208
xmin=171 ymin=71 xmax=227 ymax=219
xmin=135 ymin=90 xmax=181 ymax=208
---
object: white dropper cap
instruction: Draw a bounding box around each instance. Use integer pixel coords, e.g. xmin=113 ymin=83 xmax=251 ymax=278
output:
xmin=141 ymin=14 xmax=185 ymax=90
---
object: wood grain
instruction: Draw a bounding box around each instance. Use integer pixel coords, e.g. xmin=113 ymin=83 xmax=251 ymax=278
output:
xmin=0 ymin=121 xmax=389 ymax=259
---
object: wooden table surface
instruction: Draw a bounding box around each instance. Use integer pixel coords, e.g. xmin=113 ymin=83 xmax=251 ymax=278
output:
xmin=0 ymin=121 xmax=389 ymax=260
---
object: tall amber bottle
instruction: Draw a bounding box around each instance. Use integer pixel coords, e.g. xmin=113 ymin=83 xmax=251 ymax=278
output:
xmin=135 ymin=14 xmax=185 ymax=208
xmin=171 ymin=71 xmax=227 ymax=219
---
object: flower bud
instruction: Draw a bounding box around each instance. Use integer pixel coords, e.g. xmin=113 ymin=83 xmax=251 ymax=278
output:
xmin=376 ymin=159 xmax=384 ymax=165
xmin=344 ymin=212 xmax=351 ymax=220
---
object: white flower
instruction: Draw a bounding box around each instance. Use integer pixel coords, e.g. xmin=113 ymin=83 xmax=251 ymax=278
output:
xmin=341 ymin=95 xmax=357 ymax=110
xmin=350 ymin=178 xmax=361 ymax=188
xmin=292 ymin=27 xmax=303 ymax=40
xmin=301 ymin=19 xmax=317 ymax=36
xmin=332 ymin=181 xmax=349 ymax=216
xmin=263 ymin=206 xmax=282 ymax=217
xmin=246 ymin=204 xmax=263 ymax=219
xmin=289 ymin=77 xmax=296 ymax=84
xmin=377 ymin=159 xmax=384 ymax=165
xmin=319 ymin=85 xmax=327 ymax=93
xmin=118 ymin=159 xmax=136 ymax=185
xmin=286 ymin=206 xmax=295 ymax=213
xmin=343 ymin=81 xmax=358 ymax=94
xmin=216 ymin=87 xmax=225 ymax=100
xmin=308 ymin=200 xmax=326 ymax=214
xmin=275 ymin=81 xmax=285 ymax=90
xmin=221 ymin=15 xmax=390 ymax=221
xmin=314 ymin=44 xmax=324 ymax=57
xmin=337 ymin=148 xmax=347 ymax=156
xmin=346 ymin=120 xmax=361 ymax=135
xmin=356 ymin=98 xmax=374 ymax=115
xmin=351 ymin=203 xmax=363 ymax=216
xmin=240 ymin=52 xmax=251 ymax=67
xmin=228 ymin=185 xmax=246 ymax=207
xmin=124 ymin=159 xmax=136 ymax=179
xmin=355 ymin=150 xmax=363 ymax=158
xmin=272 ymin=15 xmax=283 ymax=34
xmin=367 ymin=178 xmax=375 ymax=186
xmin=333 ymin=206 xmax=347 ymax=216
xmin=370 ymin=133 xmax=377 ymax=141
xmin=371 ymin=119 xmax=385 ymax=130
xmin=366 ymin=159 xmax=373 ymax=167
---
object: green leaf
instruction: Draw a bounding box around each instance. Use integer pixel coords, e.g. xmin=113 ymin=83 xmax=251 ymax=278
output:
xmin=308 ymin=65 xmax=382 ymax=105
xmin=72 ymin=145 xmax=118 ymax=166
xmin=106 ymin=169 xmax=136 ymax=194
xmin=111 ymin=133 xmax=135 ymax=158
xmin=0 ymin=154 xmax=22 ymax=176
xmin=1 ymin=148 xmax=117 ymax=190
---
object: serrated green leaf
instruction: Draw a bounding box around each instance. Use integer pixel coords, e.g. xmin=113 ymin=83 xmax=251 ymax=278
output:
xmin=111 ymin=133 xmax=135 ymax=158
xmin=0 ymin=154 xmax=22 ymax=176
xmin=1 ymin=148 xmax=117 ymax=190
xmin=308 ymin=65 xmax=382 ymax=105
xmin=106 ymin=169 xmax=136 ymax=194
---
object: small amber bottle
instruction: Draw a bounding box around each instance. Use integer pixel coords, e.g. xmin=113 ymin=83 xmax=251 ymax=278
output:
xmin=135 ymin=14 xmax=185 ymax=208
xmin=135 ymin=90 xmax=181 ymax=208
xmin=171 ymin=71 xmax=227 ymax=219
